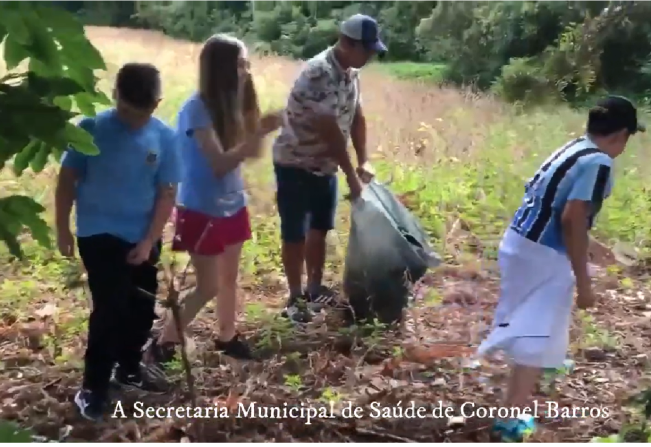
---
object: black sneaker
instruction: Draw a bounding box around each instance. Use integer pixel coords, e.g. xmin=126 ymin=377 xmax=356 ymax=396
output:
xmin=215 ymin=333 xmax=254 ymax=360
xmin=281 ymin=294 xmax=315 ymax=323
xmin=143 ymin=335 xmax=177 ymax=367
xmin=306 ymin=285 xmax=338 ymax=311
xmin=112 ymin=363 xmax=169 ymax=394
xmin=74 ymin=389 xmax=107 ymax=422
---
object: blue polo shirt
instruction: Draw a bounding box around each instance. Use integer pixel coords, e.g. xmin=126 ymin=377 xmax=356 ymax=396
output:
xmin=60 ymin=109 xmax=182 ymax=243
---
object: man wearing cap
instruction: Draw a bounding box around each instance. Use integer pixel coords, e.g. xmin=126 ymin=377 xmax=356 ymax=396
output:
xmin=272 ymin=14 xmax=387 ymax=322
xmin=476 ymin=95 xmax=644 ymax=442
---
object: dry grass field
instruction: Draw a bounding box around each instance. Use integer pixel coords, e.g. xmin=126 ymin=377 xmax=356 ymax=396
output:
xmin=2 ymin=26 xmax=651 ymax=442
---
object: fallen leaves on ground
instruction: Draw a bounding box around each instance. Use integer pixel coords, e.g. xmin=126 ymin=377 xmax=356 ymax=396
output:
xmin=0 ymin=258 xmax=649 ymax=442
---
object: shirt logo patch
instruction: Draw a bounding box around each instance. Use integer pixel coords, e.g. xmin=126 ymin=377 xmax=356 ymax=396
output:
xmin=146 ymin=151 xmax=158 ymax=165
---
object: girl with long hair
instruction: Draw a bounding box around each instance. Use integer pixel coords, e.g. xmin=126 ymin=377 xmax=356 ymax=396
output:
xmin=146 ymin=34 xmax=283 ymax=362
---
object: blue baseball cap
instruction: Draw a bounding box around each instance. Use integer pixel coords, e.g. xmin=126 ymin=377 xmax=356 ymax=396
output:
xmin=340 ymin=14 xmax=387 ymax=54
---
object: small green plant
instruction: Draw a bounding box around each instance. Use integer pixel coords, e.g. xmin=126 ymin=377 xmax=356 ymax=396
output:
xmin=591 ymin=388 xmax=651 ymax=442
xmin=423 ymin=289 xmax=442 ymax=307
xmin=244 ymin=303 xmax=296 ymax=350
xmin=541 ymin=359 xmax=575 ymax=394
xmin=164 ymin=357 xmax=184 ymax=375
xmin=286 ymin=351 xmax=301 ymax=361
xmin=361 ymin=318 xmax=388 ymax=347
xmin=619 ymin=276 xmax=634 ymax=290
xmin=319 ymin=387 xmax=343 ymax=404
xmin=591 ymin=434 xmax=621 ymax=442
xmin=255 ymin=316 xmax=294 ymax=350
xmin=579 ymin=313 xmax=619 ymax=350
xmin=283 ymin=374 xmax=303 ymax=392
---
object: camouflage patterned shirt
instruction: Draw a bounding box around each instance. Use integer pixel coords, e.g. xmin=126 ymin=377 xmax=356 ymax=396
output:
xmin=273 ymin=47 xmax=361 ymax=176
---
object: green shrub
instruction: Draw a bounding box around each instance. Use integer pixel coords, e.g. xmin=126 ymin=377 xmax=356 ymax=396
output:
xmin=492 ymin=57 xmax=560 ymax=106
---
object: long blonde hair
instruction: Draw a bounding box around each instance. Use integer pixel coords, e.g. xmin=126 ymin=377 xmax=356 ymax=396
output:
xmin=198 ymin=34 xmax=260 ymax=150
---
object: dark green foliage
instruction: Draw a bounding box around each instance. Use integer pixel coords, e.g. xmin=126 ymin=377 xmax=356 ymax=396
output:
xmin=62 ymin=1 xmax=651 ymax=105
xmin=0 ymin=2 xmax=107 ymax=259
xmin=0 ymin=421 xmax=33 ymax=442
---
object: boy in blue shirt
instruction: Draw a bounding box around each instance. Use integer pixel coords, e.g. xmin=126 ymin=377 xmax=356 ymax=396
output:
xmin=477 ymin=96 xmax=644 ymax=441
xmin=55 ymin=63 xmax=181 ymax=421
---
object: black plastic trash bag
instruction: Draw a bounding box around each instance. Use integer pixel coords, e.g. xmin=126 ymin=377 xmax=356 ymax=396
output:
xmin=343 ymin=180 xmax=442 ymax=325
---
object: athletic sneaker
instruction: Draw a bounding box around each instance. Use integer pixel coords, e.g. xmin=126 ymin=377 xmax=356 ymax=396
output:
xmin=112 ymin=363 xmax=170 ymax=394
xmin=74 ymin=389 xmax=107 ymax=422
xmin=306 ymin=285 xmax=338 ymax=310
xmin=491 ymin=415 xmax=536 ymax=442
xmin=281 ymin=294 xmax=315 ymax=323
xmin=215 ymin=333 xmax=254 ymax=360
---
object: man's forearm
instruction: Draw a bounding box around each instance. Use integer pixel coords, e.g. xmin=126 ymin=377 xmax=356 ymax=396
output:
xmin=55 ymin=179 xmax=75 ymax=232
xmin=145 ymin=186 xmax=177 ymax=243
xmin=351 ymin=110 xmax=367 ymax=166
xmin=319 ymin=121 xmax=355 ymax=177
xmin=563 ymin=220 xmax=590 ymax=288
xmin=329 ymin=139 xmax=356 ymax=177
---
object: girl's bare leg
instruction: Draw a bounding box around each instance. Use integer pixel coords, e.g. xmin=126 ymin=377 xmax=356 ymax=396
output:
xmin=215 ymin=242 xmax=243 ymax=342
xmin=157 ymin=254 xmax=219 ymax=344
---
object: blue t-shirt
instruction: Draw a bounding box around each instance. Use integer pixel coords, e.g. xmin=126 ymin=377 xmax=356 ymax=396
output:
xmin=175 ymin=93 xmax=247 ymax=218
xmin=61 ymin=109 xmax=182 ymax=243
xmin=509 ymin=135 xmax=614 ymax=253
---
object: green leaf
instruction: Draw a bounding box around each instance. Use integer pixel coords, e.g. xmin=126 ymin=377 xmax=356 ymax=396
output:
xmin=51 ymin=145 xmax=65 ymax=163
xmin=74 ymin=92 xmax=101 ymax=116
xmin=27 ymin=73 xmax=85 ymax=98
xmin=20 ymin=212 xmax=51 ymax=250
xmin=3 ymin=36 xmax=29 ymax=70
xmin=56 ymin=32 xmax=106 ymax=71
xmin=37 ymin=4 xmax=85 ymax=36
xmin=0 ymin=132 xmax=29 ymax=164
xmin=12 ymin=139 xmax=39 ymax=176
xmin=23 ymin=22 xmax=60 ymax=72
xmin=2 ymin=196 xmax=50 ymax=253
xmin=0 ymin=221 xmax=23 ymax=260
xmin=3 ymin=195 xmax=46 ymax=215
xmin=0 ymin=22 xmax=7 ymax=45
xmin=53 ymin=95 xmax=73 ymax=111
xmin=27 ymin=58 xmax=57 ymax=77
xmin=0 ymin=3 xmax=106 ymax=259
xmin=29 ymin=142 xmax=49 ymax=173
xmin=63 ymin=122 xmax=99 ymax=155
xmin=61 ymin=64 xmax=96 ymax=92
xmin=0 ymin=8 xmax=30 ymax=45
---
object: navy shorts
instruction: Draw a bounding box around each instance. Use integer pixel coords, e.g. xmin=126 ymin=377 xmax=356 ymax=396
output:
xmin=274 ymin=164 xmax=338 ymax=243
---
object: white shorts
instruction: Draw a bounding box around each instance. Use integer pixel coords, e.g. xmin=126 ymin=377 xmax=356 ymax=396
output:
xmin=477 ymin=229 xmax=575 ymax=369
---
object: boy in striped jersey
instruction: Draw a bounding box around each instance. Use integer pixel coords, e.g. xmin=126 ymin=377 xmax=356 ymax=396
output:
xmin=477 ymin=96 xmax=645 ymax=441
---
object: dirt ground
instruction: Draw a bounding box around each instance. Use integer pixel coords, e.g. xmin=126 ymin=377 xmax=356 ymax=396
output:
xmin=1 ymin=245 xmax=650 ymax=442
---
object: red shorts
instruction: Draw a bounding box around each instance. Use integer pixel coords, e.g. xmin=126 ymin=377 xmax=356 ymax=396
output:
xmin=172 ymin=207 xmax=252 ymax=256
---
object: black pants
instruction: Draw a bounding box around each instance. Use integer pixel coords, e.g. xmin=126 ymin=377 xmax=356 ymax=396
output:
xmin=78 ymin=234 xmax=162 ymax=397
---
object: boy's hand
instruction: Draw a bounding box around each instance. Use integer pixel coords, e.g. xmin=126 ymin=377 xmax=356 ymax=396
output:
xmin=576 ymin=284 xmax=596 ymax=309
xmin=57 ymin=228 xmax=75 ymax=258
xmin=127 ymin=239 xmax=153 ymax=265
xmin=356 ymin=162 xmax=375 ymax=184
xmin=346 ymin=173 xmax=364 ymax=201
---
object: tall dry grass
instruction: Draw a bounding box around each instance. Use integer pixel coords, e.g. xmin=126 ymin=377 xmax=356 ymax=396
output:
xmin=5 ymin=26 xmax=651 ymax=277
